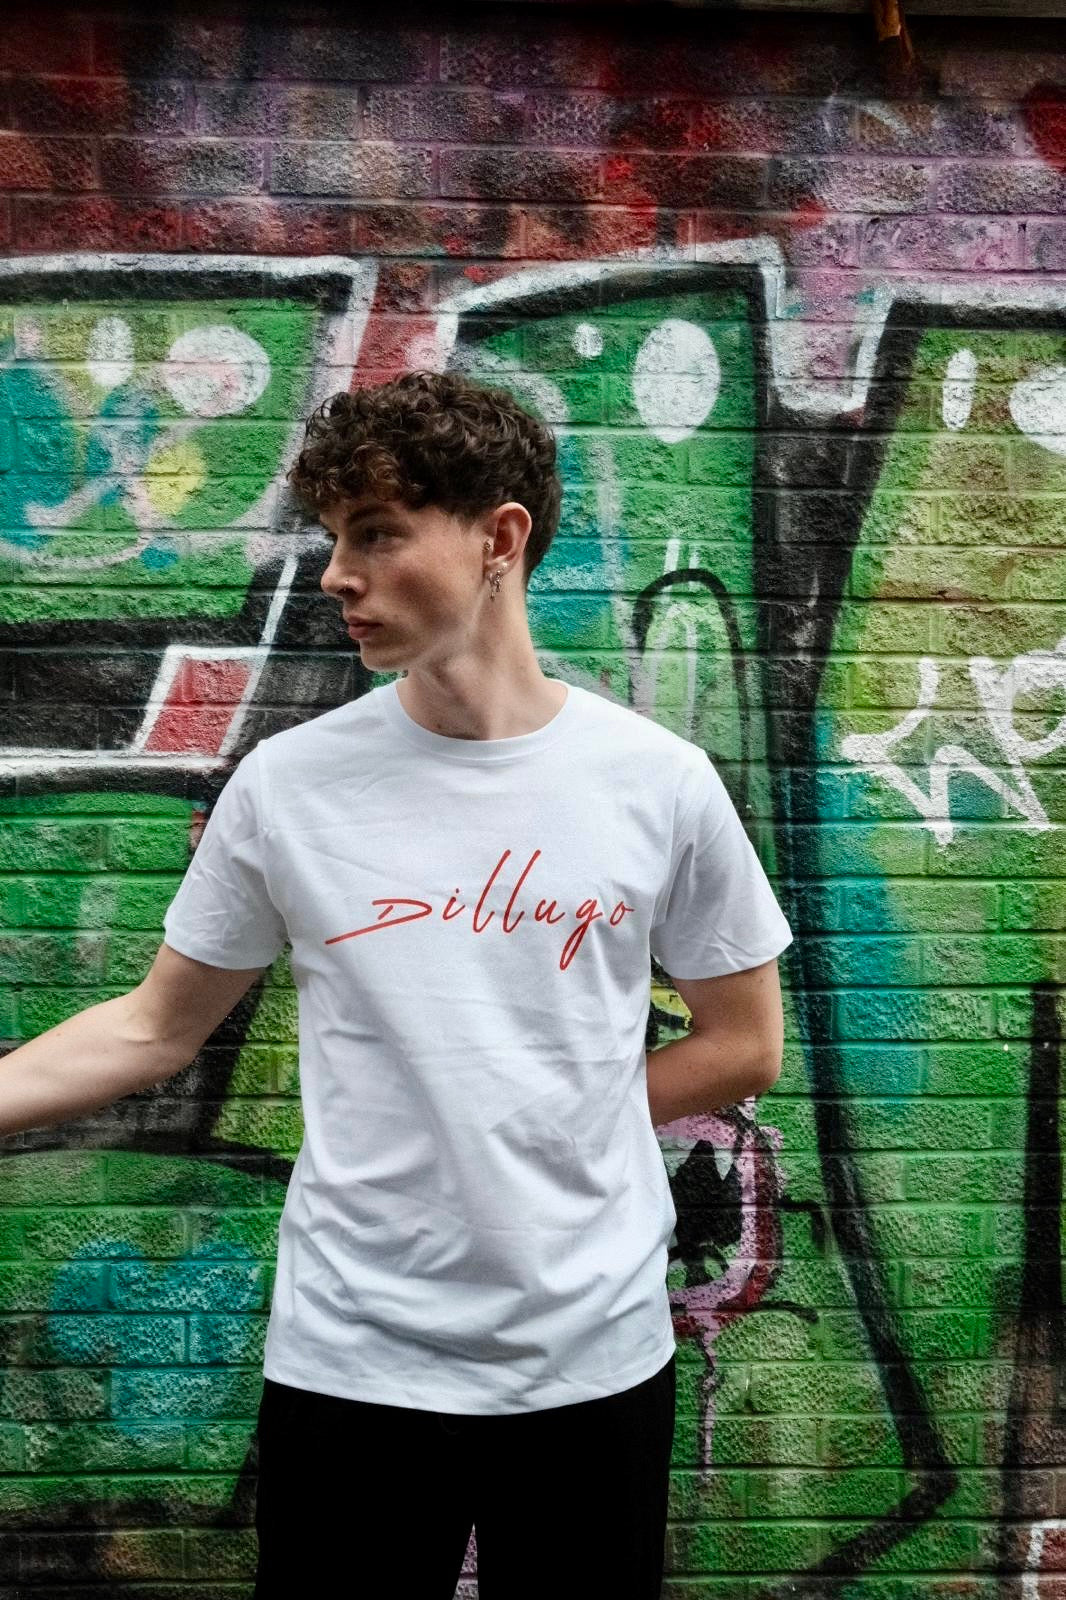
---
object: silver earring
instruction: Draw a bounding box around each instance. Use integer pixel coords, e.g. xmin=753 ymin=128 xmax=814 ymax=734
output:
xmin=489 ymin=568 xmax=503 ymax=601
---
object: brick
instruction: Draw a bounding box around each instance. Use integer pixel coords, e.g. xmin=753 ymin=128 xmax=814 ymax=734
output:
xmin=358 ymin=196 xmax=510 ymax=257
xmin=667 ymin=1517 xmax=822 ymax=1574
xmin=930 ymin=825 xmax=1063 ymax=880
xmin=828 ymin=1044 xmax=926 ymax=1095
xmin=0 ymin=1367 xmax=109 ymax=1421
xmin=24 ymin=1422 xmax=184 ymax=1474
xmin=0 ymin=14 xmax=92 ymax=73
xmin=187 ymin=1421 xmax=256 ymax=1471
xmin=0 ymin=1426 xmax=21 ymax=1472
xmin=936 ymin=161 xmax=1066 ymax=213
xmin=524 ymin=204 xmax=676 ymax=259
xmin=818 ymin=1414 xmax=906 ymax=1468
xmin=983 ymin=1412 xmax=1066 ymax=1470
xmin=904 ymin=1256 xmax=1019 ymax=1309
xmin=188 ymin=1312 xmax=268 ymax=1364
xmin=940 ymin=46 xmax=1065 ymax=99
xmin=923 ymin=1360 xmax=1015 ymax=1412
xmin=267 ymin=24 xmax=432 ymax=83
xmin=768 ymin=158 xmax=930 ymax=213
xmin=100 ymin=137 xmax=264 ymax=195
xmin=858 ymin=215 xmax=1019 ymax=272
xmin=449 ymin=15 xmax=884 ymax=98
xmin=851 ymin=101 xmax=1018 ymax=156
xmin=185 ymin=1528 xmax=259 ymax=1580
xmin=837 ymin=989 xmax=995 ymax=1042
xmin=923 ymin=934 xmax=1060 ymax=986
xmin=182 ymin=199 xmax=351 ymax=255
xmin=771 ymin=490 xmax=864 ymax=546
xmin=21 ymin=1207 xmax=185 ymax=1260
xmin=14 ymin=195 xmax=182 ymax=250
xmin=661 ymin=1581 xmax=746 ymax=1600
xmin=269 ymin=86 xmax=361 ymax=139
xmin=694 ymin=1420 xmax=816 ymax=1465
xmin=1026 ymin=221 xmax=1066 ymax=271
xmin=0 ymin=930 xmax=104 ymax=985
xmin=104 ymin=820 xmax=187 ymax=873
xmin=0 ymin=1263 xmax=103 ymax=1312
xmin=272 ymin=140 xmax=432 ymax=198
xmin=1003 ymin=882 xmax=1066 ymax=930
xmin=111 ymin=1368 xmax=263 ymax=1421
xmin=21 ymin=1529 xmax=184 ymax=1581
xmin=924 ymin=1043 xmax=1023 ymax=1097
xmin=861 ymin=1097 xmax=992 ymax=1151
xmin=937 ymin=603 xmax=1066 ymax=658
xmin=746 ymin=1467 xmax=905 ymax=1519
xmin=96 ymin=20 xmax=430 ymax=82
xmin=440 ymin=27 xmax=606 ymax=89
xmin=794 ymin=823 xmax=927 ymax=876
xmin=213 ymin=1100 xmax=303 ymax=1152
xmin=11 ymin=78 xmax=187 ymax=135
xmin=525 ymin=93 xmax=690 ymax=150
xmin=904 ymin=1152 xmax=1024 ymax=1204
xmin=668 ymin=1468 xmax=746 ymax=1520
xmin=855 ymin=1520 xmax=978 ymax=1572
xmin=193 ymin=83 xmax=272 ymax=137
xmin=689 ymin=98 xmax=852 ymax=156
xmin=604 ymin=153 xmax=764 ymax=209
xmin=777 ymin=215 xmax=859 ymax=268
xmin=371 ymin=87 xmax=523 ymax=145
xmin=0 ymin=822 xmax=105 ymax=873
xmin=997 ymin=986 xmax=1064 ymax=1037
xmin=102 ymin=1156 xmax=265 ymax=1208
xmin=798 ymin=935 xmax=921 ymax=987
xmin=23 ymin=1311 xmax=185 ymax=1367
xmin=937 ymin=492 xmax=1066 ymax=546
xmin=0 ymin=133 xmax=95 ymax=192
xmin=441 ymin=148 xmax=600 ymax=203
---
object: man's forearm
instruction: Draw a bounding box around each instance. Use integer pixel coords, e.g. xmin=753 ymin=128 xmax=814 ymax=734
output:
xmin=645 ymin=1028 xmax=779 ymax=1127
xmin=0 ymin=991 xmax=189 ymax=1138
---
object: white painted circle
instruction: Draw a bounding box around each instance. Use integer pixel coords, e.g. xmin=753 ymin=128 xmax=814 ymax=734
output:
xmin=632 ymin=319 xmax=721 ymax=443
xmin=941 ymin=347 xmax=976 ymax=431
xmin=162 ymin=325 xmax=271 ymax=417
xmin=1009 ymin=364 xmax=1066 ymax=457
xmin=86 ymin=316 xmax=134 ymax=392
xmin=572 ymin=322 xmax=603 ymax=359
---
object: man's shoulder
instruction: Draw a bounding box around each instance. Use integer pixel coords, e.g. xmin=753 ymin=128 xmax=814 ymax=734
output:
xmin=248 ymin=690 xmax=381 ymax=763
xmin=573 ymin=685 xmax=709 ymax=772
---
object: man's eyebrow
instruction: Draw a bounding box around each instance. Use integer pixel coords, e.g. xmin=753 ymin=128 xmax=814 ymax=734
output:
xmin=344 ymin=502 xmax=393 ymax=526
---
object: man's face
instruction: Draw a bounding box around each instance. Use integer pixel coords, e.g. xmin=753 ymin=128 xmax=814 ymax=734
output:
xmin=318 ymin=495 xmax=489 ymax=672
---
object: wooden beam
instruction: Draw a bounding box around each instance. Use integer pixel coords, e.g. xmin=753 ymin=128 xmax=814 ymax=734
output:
xmin=692 ymin=0 xmax=1066 ymax=11
xmin=478 ymin=0 xmax=1066 ymax=13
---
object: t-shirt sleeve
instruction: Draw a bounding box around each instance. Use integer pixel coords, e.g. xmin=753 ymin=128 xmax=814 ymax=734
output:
xmin=649 ymin=751 xmax=793 ymax=980
xmin=162 ymin=744 xmax=288 ymax=970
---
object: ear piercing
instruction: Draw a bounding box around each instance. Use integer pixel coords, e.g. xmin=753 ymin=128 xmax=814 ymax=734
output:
xmin=484 ymin=539 xmax=507 ymax=602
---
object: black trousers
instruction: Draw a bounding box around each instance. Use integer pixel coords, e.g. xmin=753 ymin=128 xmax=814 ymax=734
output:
xmin=252 ymin=1352 xmax=676 ymax=1599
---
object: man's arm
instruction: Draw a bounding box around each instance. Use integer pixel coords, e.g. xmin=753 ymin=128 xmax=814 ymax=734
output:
xmin=0 ymin=943 xmax=267 ymax=1137
xmin=646 ymin=957 xmax=784 ymax=1126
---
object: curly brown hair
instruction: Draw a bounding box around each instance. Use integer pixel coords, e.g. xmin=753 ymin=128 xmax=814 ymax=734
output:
xmin=287 ymin=371 xmax=562 ymax=587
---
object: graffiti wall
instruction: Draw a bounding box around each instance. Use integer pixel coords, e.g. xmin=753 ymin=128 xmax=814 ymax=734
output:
xmin=0 ymin=4 xmax=1064 ymax=1595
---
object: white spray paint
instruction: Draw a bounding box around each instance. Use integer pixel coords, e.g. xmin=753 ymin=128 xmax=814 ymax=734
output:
xmin=840 ymin=639 xmax=1066 ymax=843
xmin=942 ymin=346 xmax=977 ymax=430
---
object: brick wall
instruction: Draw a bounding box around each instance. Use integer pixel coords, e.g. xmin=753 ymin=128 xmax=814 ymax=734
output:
xmin=0 ymin=4 xmax=1064 ymax=1595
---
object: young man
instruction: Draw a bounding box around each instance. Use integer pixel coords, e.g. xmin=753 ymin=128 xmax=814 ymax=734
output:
xmin=0 ymin=371 xmax=791 ymax=1599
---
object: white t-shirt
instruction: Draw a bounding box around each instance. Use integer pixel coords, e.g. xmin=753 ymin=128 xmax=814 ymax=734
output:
xmin=162 ymin=679 xmax=793 ymax=1414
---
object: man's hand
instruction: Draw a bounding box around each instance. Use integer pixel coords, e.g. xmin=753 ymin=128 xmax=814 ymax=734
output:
xmin=0 ymin=943 xmax=268 ymax=1137
xmin=646 ymin=957 xmax=784 ymax=1127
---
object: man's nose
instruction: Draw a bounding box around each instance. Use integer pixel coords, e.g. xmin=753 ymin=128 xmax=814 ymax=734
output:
xmin=321 ymin=555 xmax=357 ymax=596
